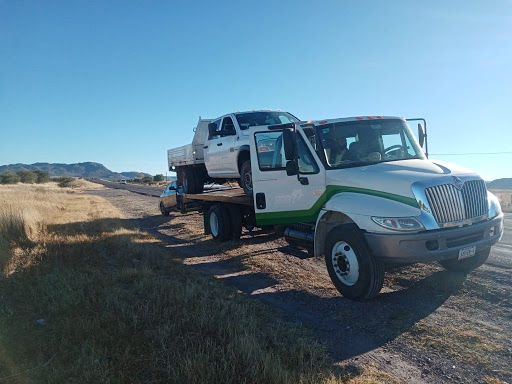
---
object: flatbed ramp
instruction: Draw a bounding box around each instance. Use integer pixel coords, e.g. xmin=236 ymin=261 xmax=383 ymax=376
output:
xmin=182 ymin=187 xmax=253 ymax=206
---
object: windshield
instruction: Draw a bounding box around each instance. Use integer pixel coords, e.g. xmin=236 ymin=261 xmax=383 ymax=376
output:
xmin=236 ymin=111 xmax=299 ymax=130
xmin=316 ymin=119 xmax=425 ymax=169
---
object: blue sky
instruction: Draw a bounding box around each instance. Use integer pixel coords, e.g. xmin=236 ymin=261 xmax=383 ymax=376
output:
xmin=1 ymin=0 xmax=511 ymax=179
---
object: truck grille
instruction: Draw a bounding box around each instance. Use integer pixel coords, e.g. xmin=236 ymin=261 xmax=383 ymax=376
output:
xmin=425 ymin=180 xmax=488 ymax=224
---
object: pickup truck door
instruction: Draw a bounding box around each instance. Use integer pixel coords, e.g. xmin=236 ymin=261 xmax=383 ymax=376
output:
xmin=205 ymin=116 xmax=238 ymax=177
xmin=249 ymin=126 xmax=327 ymax=226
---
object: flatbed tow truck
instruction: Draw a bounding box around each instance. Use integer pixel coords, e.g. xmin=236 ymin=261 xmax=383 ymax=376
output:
xmin=171 ymin=116 xmax=503 ymax=300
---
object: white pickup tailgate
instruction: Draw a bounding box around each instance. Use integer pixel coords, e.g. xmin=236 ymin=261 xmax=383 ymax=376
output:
xmin=168 ymin=144 xmax=195 ymax=168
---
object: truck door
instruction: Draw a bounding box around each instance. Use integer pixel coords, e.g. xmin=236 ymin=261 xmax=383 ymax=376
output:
xmin=250 ymin=127 xmax=327 ymax=226
xmin=205 ymin=117 xmax=238 ymax=177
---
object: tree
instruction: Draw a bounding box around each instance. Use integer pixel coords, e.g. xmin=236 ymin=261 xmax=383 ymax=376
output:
xmin=0 ymin=171 xmax=20 ymax=184
xmin=34 ymin=170 xmax=50 ymax=184
xmin=153 ymin=174 xmax=164 ymax=182
xmin=142 ymin=176 xmax=153 ymax=183
xmin=16 ymin=170 xmax=37 ymax=184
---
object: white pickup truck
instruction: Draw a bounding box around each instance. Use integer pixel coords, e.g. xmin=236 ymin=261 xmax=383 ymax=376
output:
xmin=172 ymin=115 xmax=504 ymax=300
xmin=167 ymin=110 xmax=299 ymax=195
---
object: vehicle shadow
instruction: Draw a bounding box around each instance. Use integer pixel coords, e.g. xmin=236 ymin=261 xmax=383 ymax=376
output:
xmin=48 ymin=214 xmax=469 ymax=363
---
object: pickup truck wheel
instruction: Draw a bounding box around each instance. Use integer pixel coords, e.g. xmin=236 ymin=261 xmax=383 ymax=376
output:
xmin=438 ymin=247 xmax=490 ymax=272
xmin=209 ymin=204 xmax=231 ymax=241
xmin=240 ymin=160 xmax=253 ymax=197
xmin=183 ymin=168 xmax=202 ymax=194
xmin=325 ymin=224 xmax=384 ymax=300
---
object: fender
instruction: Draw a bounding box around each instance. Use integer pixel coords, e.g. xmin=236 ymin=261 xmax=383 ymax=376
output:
xmin=237 ymin=145 xmax=251 ymax=171
xmin=314 ymin=192 xmax=421 ymax=257
xmin=238 ymin=144 xmax=250 ymax=154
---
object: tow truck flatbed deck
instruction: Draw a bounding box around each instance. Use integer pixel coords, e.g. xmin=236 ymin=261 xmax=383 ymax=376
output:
xmin=181 ymin=187 xmax=253 ymax=206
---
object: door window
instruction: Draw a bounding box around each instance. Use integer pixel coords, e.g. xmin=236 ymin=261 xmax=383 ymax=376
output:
xmin=297 ymin=135 xmax=319 ymax=174
xmin=221 ymin=117 xmax=236 ymax=136
xmin=254 ymin=131 xmax=286 ymax=171
xmin=208 ymin=119 xmax=222 ymax=140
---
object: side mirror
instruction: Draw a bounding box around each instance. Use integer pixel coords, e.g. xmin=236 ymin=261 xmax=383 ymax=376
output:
xmin=286 ymin=160 xmax=297 ymax=176
xmin=208 ymin=122 xmax=217 ymax=137
xmin=283 ymin=128 xmax=296 ymax=161
xmin=418 ymin=123 xmax=426 ymax=148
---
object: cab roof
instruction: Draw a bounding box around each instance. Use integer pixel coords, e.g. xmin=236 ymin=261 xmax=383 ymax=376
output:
xmin=304 ymin=116 xmax=405 ymax=126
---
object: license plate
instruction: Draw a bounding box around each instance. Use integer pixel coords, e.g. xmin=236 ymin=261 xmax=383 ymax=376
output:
xmin=458 ymin=245 xmax=476 ymax=260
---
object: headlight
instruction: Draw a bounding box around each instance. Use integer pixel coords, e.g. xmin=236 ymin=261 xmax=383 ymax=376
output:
xmin=487 ymin=192 xmax=502 ymax=218
xmin=371 ymin=216 xmax=424 ymax=231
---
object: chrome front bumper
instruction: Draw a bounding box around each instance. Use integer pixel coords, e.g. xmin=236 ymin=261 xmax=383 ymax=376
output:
xmin=365 ymin=214 xmax=504 ymax=264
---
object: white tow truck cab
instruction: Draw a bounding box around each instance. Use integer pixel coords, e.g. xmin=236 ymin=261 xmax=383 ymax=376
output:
xmin=174 ymin=116 xmax=504 ymax=300
xmin=168 ymin=110 xmax=299 ymax=196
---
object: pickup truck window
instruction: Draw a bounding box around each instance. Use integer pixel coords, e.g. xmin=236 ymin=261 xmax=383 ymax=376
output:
xmin=236 ymin=112 xmax=299 ymax=130
xmin=221 ymin=117 xmax=236 ymax=135
xmin=207 ymin=119 xmax=223 ymax=140
xmin=317 ymin=119 xmax=425 ymax=169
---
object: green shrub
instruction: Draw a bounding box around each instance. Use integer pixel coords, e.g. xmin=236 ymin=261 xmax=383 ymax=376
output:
xmin=153 ymin=174 xmax=164 ymax=182
xmin=34 ymin=170 xmax=50 ymax=184
xmin=0 ymin=171 xmax=20 ymax=184
xmin=53 ymin=177 xmax=75 ymax=188
xmin=142 ymin=176 xmax=153 ymax=183
xmin=16 ymin=170 xmax=37 ymax=184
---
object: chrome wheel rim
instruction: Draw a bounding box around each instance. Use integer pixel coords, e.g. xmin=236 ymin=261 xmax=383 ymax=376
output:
xmin=210 ymin=211 xmax=219 ymax=237
xmin=331 ymin=241 xmax=359 ymax=286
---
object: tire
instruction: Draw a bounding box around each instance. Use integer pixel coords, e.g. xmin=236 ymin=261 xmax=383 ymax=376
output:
xmin=226 ymin=205 xmax=243 ymax=240
xmin=175 ymin=193 xmax=184 ymax=211
xmin=177 ymin=169 xmax=184 ymax=188
xmin=209 ymin=204 xmax=231 ymax=241
xmin=325 ymin=224 xmax=384 ymax=300
xmin=183 ymin=168 xmax=203 ymax=194
xmin=159 ymin=202 xmax=169 ymax=216
xmin=240 ymin=160 xmax=253 ymax=197
xmin=438 ymin=247 xmax=490 ymax=272
xmin=192 ymin=167 xmax=205 ymax=193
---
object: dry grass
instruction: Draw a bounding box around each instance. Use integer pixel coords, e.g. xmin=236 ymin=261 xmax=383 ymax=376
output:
xmin=490 ymin=189 xmax=512 ymax=212
xmin=407 ymin=320 xmax=505 ymax=368
xmin=0 ymin=184 xmax=396 ymax=383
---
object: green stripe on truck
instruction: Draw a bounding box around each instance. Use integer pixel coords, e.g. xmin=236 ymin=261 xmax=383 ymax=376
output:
xmin=255 ymin=185 xmax=419 ymax=226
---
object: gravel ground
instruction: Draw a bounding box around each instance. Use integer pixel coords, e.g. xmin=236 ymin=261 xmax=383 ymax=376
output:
xmin=86 ymin=187 xmax=512 ymax=384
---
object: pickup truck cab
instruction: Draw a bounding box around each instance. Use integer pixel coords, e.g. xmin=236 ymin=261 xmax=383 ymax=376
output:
xmin=168 ymin=110 xmax=299 ymax=196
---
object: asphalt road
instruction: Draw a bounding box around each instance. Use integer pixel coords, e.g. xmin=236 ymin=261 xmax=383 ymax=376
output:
xmin=490 ymin=211 xmax=512 ymax=268
xmin=88 ymin=179 xmax=166 ymax=197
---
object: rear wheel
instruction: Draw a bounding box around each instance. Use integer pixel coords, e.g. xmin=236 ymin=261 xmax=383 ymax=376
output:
xmin=226 ymin=205 xmax=243 ymax=240
xmin=159 ymin=202 xmax=169 ymax=216
xmin=209 ymin=204 xmax=231 ymax=241
xmin=325 ymin=224 xmax=384 ymax=300
xmin=439 ymin=247 xmax=490 ymax=272
xmin=240 ymin=160 xmax=253 ymax=197
xmin=183 ymin=168 xmax=204 ymax=194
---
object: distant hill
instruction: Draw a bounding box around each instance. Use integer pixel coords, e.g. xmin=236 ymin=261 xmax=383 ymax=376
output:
xmin=487 ymin=178 xmax=512 ymax=190
xmin=0 ymin=162 xmax=152 ymax=180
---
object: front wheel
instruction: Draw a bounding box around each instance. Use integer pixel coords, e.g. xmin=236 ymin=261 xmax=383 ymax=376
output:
xmin=438 ymin=247 xmax=490 ymax=272
xmin=240 ymin=160 xmax=253 ymax=197
xmin=325 ymin=224 xmax=384 ymax=300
